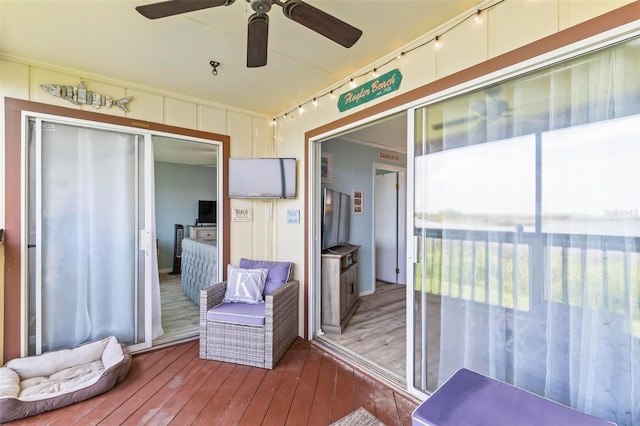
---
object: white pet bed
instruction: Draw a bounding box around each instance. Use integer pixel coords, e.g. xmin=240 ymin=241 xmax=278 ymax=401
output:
xmin=0 ymin=336 xmax=131 ymax=423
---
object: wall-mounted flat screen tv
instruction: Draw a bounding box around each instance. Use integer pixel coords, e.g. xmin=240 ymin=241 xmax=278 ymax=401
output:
xmin=322 ymin=187 xmax=350 ymax=250
xmin=198 ymin=200 xmax=216 ymax=225
xmin=228 ymin=158 xmax=296 ymax=199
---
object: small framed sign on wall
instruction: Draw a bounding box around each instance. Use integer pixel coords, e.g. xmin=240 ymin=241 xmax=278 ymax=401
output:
xmin=321 ymin=152 xmax=333 ymax=183
xmin=353 ymin=189 xmax=363 ymax=214
xmin=231 ymin=208 xmax=253 ymax=222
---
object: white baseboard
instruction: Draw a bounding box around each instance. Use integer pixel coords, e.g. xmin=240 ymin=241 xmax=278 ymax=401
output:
xmin=359 ymin=289 xmax=374 ymax=296
xmin=159 ymin=268 xmax=173 ymax=274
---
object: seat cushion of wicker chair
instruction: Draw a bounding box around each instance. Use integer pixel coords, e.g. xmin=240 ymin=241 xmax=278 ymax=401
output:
xmin=206 ymin=302 xmax=266 ymax=326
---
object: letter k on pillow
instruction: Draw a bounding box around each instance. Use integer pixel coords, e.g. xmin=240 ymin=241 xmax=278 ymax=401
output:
xmin=223 ymin=265 xmax=269 ymax=304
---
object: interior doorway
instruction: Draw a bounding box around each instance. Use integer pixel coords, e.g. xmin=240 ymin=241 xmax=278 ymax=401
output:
xmin=151 ymin=136 xmax=220 ymax=347
xmin=374 ymin=165 xmax=407 ymax=285
xmin=314 ymin=112 xmax=408 ymax=386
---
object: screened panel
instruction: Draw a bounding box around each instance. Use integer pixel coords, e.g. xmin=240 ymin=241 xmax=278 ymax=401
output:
xmin=412 ymin=36 xmax=640 ymax=426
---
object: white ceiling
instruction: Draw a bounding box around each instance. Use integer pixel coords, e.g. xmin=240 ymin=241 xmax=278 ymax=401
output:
xmin=153 ymin=136 xmax=219 ymax=165
xmin=0 ymin=0 xmax=483 ymax=118
xmin=327 ymin=112 xmax=407 ymax=152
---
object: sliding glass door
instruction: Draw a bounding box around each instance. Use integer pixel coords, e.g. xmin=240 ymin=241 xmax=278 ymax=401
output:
xmin=27 ymin=118 xmax=156 ymax=354
xmin=410 ymin=36 xmax=640 ymax=425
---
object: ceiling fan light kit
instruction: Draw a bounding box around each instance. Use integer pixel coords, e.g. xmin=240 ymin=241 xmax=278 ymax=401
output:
xmin=136 ymin=0 xmax=363 ymax=67
xmin=250 ymin=0 xmax=271 ymax=13
xmin=209 ymin=60 xmax=221 ymax=75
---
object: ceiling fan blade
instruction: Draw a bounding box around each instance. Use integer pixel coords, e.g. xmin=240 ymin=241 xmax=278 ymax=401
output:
xmin=282 ymin=0 xmax=362 ymax=48
xmin=136 ymin=0 xmax=233 ymax=20
xmin=247 ymin=13 xmax=269 ymax=68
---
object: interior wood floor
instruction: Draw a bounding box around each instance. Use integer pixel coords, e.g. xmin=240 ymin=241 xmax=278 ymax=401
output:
xmin=320 ymin=282 xmax=407 ymax=380
xmin=153 ymin=273 xmax=199 ymax=347
xmin=8 ymin=339 xmax=419 ymax=426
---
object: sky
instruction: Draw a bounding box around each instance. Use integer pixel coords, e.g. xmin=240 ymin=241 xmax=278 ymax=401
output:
xmin=415 ymin=114 xmax=640 ymax=220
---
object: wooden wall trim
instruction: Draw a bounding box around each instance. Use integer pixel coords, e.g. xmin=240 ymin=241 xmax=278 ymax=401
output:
xmin=4 ymin=99 xmax=22 ymax=362
xmin=3 ymin=97 xmax=231 ymax=361
xmin=303 ymin=1 xmax=640 ymax=340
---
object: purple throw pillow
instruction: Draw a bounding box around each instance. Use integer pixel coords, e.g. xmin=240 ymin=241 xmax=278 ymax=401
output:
xmin=239 ymin=258 xmax=293 ymax=295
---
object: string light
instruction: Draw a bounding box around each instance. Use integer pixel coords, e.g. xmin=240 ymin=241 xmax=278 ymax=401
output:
xmin=270 ymin=0 xmax=505 ymax=124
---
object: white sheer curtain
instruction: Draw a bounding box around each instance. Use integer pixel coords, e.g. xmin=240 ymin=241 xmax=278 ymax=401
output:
xmin=148 ymin=143 xmax=164 ymax=341
xmin=421 ymin=37 xmax=640 ymax=425
xmin=36 ymin=122 xmax=163 ymax=350
xmin=539 ymin=116 xmax=639 ymax=424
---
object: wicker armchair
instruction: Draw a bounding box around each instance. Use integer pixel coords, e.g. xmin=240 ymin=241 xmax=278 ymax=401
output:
xmin=199 ymin=279 xmax=299 ymax=369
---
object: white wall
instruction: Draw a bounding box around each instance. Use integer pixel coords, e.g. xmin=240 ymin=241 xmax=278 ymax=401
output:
xmin=154 ymin=161 xmax=218 ymax=270
xmin=0 ymin=0 xmax=634 ymax=342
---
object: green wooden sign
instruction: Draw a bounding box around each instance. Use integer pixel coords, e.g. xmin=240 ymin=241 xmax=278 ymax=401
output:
xmin=337 ymin=68 xmax=402 ymax=112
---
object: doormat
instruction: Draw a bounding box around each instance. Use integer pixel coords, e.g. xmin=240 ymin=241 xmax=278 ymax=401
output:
xmin=330 ymin=407 xmax=387 ymax=426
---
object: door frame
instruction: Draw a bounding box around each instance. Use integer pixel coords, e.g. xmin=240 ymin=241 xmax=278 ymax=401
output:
xmin=307 ymin=106 xmax=408 ymax=338
xmin=3 ymin=98 xmax=231 ymax=361
xmin=24 ymin=113 xmax=224 ymax=354
xmin=304 ymin=11 xmax=638 ymax=398
xmin=27 ymin=114 xmax=157 ymax=353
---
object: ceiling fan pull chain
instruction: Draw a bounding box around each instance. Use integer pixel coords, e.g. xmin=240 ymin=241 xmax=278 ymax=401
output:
xmin=210 ymin=61 xmax=220 ymax=76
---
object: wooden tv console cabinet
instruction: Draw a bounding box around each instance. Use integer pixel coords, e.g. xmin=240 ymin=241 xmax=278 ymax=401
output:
xmin=321 ymin=244 xmax=361 ymax=334
xmin=189 ymin=225 xmax=217 ymax=242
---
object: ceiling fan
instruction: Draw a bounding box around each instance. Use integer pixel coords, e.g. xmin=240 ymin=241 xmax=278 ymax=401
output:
xmin=136 ymin=0 xmax=363 ymax=68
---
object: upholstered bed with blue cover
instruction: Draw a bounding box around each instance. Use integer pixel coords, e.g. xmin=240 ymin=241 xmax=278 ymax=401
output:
xmin=181 ymin=237 xmax=218 ymax=305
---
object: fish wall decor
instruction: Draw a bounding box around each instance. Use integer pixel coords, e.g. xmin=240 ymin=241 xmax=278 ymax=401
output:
xmin=40 ymin=81 xmax=133 ymax=112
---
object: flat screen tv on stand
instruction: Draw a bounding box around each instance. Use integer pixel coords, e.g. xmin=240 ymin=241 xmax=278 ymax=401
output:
xmin=321 ymin=187 xmax=350 ymax=252
xmin=197 ymin=200 xmax=216 ymax=225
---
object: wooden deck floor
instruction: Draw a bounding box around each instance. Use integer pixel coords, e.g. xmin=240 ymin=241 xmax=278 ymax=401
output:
xmin=8 ymin=339 xmax=419 ymax=425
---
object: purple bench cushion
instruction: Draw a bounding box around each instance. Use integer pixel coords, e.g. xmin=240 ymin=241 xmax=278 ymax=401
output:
xmin=206 ymin=302 xmax=266 ymax=326
xmin=412 ymin=368 xmax=613 ymax=426
xmin=239 ymin=258 xmax=292 ymax=295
